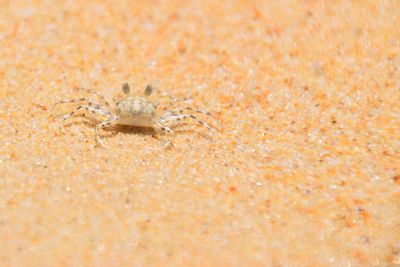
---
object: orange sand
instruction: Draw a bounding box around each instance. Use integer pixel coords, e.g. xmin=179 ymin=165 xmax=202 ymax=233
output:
xmin=0 ymin=1 xmax=399 ymax=266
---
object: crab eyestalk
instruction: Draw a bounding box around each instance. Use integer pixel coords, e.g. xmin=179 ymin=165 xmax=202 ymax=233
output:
xmin=144 ymin=85 xmax=153 ymax=96
xmin=122 ymin=82 xmax=130 ymax=95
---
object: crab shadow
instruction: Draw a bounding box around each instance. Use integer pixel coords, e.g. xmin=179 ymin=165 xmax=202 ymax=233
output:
xmin=114 ymin=124 xmax=214 ymax=142
xmin=61 ymin=118 xmax=213 ymax=142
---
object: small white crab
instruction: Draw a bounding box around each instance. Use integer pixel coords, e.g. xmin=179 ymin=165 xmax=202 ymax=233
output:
xmin=53 ymin=83 xmax=216 ymax=146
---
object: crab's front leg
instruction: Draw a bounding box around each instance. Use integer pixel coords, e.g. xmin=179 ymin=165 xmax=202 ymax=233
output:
xmin=154 ymin=121 xmax=175 ymax=148
xmin=52 ymin=98 xmax=107 ymax=112
xmin=74 ymin=87 xmax=112 ymax=108
xmin=95 ymin=116 xmax=119 ymax=145
xmin=57 ymin=105 xmax=112 ymax=124
xmin=159 ymin=113 xmax=216 ymax=133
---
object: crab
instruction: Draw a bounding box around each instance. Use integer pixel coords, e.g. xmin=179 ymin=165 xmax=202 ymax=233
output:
xmin=53 ymin=82 xmax=217 ymax=146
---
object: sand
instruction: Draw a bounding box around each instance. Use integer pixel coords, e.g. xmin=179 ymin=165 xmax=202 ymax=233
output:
xmin=0 ymin=0 xmax=399 ymax=266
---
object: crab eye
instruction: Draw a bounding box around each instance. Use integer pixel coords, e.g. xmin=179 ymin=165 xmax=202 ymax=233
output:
xmin=122 ymin=83 xmax=130 ymax=94
xmin=144 ymin=85 xmax=153 ymax=96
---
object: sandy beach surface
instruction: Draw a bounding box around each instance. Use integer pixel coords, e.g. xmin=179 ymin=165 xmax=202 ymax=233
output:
xmin=0 ymin=1 xmax=399 ymax=266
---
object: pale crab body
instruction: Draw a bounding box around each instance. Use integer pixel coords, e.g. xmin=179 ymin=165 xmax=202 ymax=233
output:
xmin=115 ymin=96 xmax=157 ymax=128
xmin=53 ymin=83 xmax=216 ymax=146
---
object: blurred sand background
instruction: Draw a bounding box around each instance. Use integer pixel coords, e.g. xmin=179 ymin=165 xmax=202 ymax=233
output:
xmin=0 ymin=0 xmax=399 ymax=266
